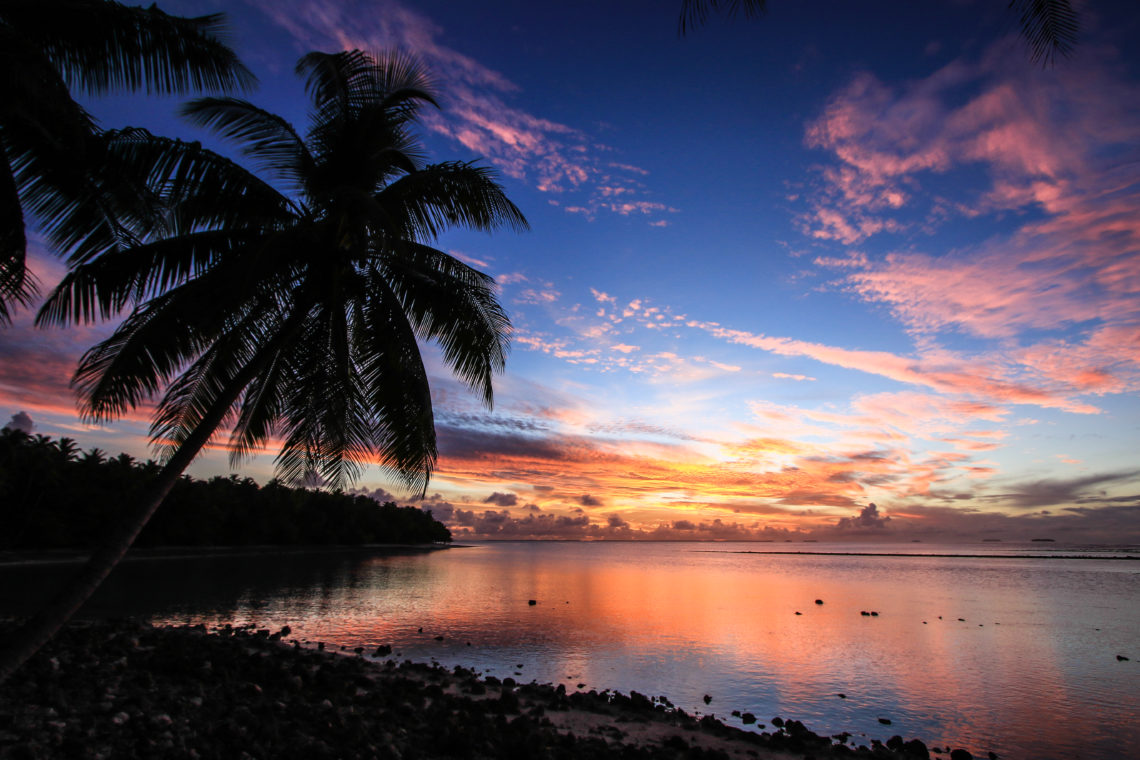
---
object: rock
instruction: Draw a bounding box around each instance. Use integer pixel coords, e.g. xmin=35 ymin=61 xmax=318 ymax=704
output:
xmin=878 ymin=718 xmax=892 ymax=725
xmin=375 ymin=645 xmax=392 ymax=656
xmin=703 ymin=694 xmax=712 ymax=704
xmin=987 ymin=753 xmax=999 ymax=759
xmin=904 ymin=738 xmax=931 ymax=758
xmin=861 ymin=611 xmax=870 ymax=616
xmin=528 ymin=599 xmax=537 ymax=606
xmin=795 ymin=612 xmax=802 ymax=616
xmin=837 ymin=693 xmax=846 ymax=699
xmin=1117 ymin=655 xmax=1130 ymax=661
xmin=815 ymin=599 xmax=824 ymax=605
xmin=871 ymin=611 xmax=879 ymax=616
xmin=741 ymin=712 xmax=756 ymax=724
xmin=949 ymin=749 xmax=973 ymax=760
xmin=433 ymin=635 xmax=444 ymax=641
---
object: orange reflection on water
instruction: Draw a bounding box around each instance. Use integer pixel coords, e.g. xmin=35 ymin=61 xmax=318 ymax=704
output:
xmin=91 ymin=542 xmax=1137 ymax=759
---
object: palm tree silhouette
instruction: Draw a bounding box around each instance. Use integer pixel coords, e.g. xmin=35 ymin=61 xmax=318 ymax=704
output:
xmin=0 ymin=50 xmax=526 ymax=683
xmin=0 ymin=0 xmax=254 ymax=324
xmin=678 ymin=0 xmax=1079 ymax=65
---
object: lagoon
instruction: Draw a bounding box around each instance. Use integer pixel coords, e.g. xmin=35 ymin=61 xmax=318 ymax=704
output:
xmin=2 ymin=541 xmax=1137 ymax=758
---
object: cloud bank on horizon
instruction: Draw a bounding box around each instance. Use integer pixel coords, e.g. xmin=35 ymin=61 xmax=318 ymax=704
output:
xmin=0 ymin=0 xmax=1136 ymax=543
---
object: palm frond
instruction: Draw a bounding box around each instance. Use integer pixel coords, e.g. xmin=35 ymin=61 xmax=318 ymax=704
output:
xmin=0 ymin=162 xmax=35 ymax=324
xmin=297 ymin=49 xmax=437 ymax=124
xmin=378 ymin=246 xmax=509 ymax=406
xmin=180 ymin=100 xmax=312 ymax=191
xmin=678 ymin=0 xmax=768 ymax=35
xmin=377 ymin=161 xmax=528 ymax=241
xmin=4 ymin=0 xmax=256 ymax=95
xmin=1009 ymin=0 xmax=1078 ymax=66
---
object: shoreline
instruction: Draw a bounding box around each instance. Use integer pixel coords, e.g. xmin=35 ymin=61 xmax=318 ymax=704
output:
xmin=695 ymin=549 xmax=1139 ymax=560
xmin=0 ymin=620 xmax=972 ymax=759
xmin=0 ymin=543 xmax=455 ymax=567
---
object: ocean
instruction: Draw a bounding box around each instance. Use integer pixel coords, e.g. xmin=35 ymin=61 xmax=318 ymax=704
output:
xmin=2 ymin=540 xmax=1137 ymax=758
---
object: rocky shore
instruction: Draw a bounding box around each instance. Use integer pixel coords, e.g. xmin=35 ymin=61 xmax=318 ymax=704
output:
xmin=0 ymin=621 xmax=976 ymax=759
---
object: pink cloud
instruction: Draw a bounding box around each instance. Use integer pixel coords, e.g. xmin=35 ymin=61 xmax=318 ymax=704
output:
xmin=689 ymin=320 xmax=1100 ymax=413
xmin=798 ymin=39 xmax=1140 ymax=407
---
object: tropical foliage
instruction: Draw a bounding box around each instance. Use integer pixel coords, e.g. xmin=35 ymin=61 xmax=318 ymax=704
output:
xmin=0 ymin=429 xmax=450 ymax=549
xmin=0 ymin=0 xmax=253 ymax=324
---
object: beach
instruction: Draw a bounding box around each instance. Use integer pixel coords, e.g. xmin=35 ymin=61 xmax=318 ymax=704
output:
xmin=0 ymin=620 xmax=961 ymax=759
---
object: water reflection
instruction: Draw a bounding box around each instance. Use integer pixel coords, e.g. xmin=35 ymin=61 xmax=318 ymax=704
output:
xmin=2 ymin=542 xmax=1136 ymax=758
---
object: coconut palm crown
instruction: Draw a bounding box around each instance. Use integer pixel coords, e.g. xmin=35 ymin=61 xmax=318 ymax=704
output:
xmin=41 ymin=49 xmax=528 ymax=494
xmin=0 ymin=0 xmax=255 ymax=324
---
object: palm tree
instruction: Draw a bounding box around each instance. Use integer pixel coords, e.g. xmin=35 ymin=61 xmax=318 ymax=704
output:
xmin=0 ymin=0 xmax=254 ymax=324
xmin=0 ymin=50 xmax=526 ymax=684
xmin=677 ymin=0 xmax=1079 ymax=65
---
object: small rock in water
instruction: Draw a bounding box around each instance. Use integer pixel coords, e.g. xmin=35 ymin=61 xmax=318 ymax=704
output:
xmin=837 ymin=693 xmax=846 ymax=699
xmin=815 ymin=599 xmax=824 ymax=605
xmin=1117 ymin=655 xmax=1130 ymax=661
xmin=741 ymin=712 xmax=756 ymax=724
xmin=528 ymin=599 xmax=537 ymax=606
xmin=795 ymin=611 xmax=802 ymax=616
xmin=949 ymin=749 xmax=974 ymax=760
xmin=878 ymin=717 xmax=892 ymax=725
xmin=987 ymin=752 xmax=999 ymax=759
xmin=703 ymin=694 xmax=712 ymax=704
xmin=433 ymin=635 xmax=444 ymax=641
xmin=871 ymin=611 xmax=879 ymax=616
xmin=861 ymin=611 xmax=870 ymax=616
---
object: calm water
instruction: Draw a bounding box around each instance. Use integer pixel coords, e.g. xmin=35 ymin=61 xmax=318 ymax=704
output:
xmin=3 ymin=541 xmax=1138 ymax=759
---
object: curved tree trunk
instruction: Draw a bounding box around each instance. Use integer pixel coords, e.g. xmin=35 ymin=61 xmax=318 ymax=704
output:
xmin=0 ymin=362 xmax=258 ymax=685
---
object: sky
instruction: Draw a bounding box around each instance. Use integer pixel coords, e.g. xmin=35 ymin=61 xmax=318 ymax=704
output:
xmin=3 ymin=0 xmax=1139 ymax=543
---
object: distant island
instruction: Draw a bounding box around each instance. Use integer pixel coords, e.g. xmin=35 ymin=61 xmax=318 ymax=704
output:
xmin=0 ymin=430 xmax=450 ymax=550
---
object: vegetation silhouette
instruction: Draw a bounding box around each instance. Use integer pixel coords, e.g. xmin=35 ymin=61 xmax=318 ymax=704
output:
xmin=677 ymin=0 xmax=1080 ymax=66
xmin=0 ymin=0 xmax=254 ymax=324
xmin=0 ymin=429 xmax=450 ymax=549
xmin=0 ymin=49 xmax=526 ymax=683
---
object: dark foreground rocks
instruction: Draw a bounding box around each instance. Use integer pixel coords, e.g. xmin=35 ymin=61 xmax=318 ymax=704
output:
xmin=1 ymin=621 xmax=941 ymax=760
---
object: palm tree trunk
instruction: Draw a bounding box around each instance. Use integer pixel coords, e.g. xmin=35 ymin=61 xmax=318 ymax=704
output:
xmin=0 ymin=360 xmax=261 ymax=685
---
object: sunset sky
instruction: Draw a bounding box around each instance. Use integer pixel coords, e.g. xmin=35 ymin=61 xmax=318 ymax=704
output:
xmin=3 ymin=0 xmax=1138 ymax=542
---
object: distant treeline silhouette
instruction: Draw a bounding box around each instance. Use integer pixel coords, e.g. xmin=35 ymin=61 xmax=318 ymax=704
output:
xmin=0 ymin=430 xmax=451 ymax=549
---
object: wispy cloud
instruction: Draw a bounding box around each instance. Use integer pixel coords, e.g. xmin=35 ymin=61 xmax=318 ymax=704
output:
xmin=245 ymin=0 xmax=675 ymax=222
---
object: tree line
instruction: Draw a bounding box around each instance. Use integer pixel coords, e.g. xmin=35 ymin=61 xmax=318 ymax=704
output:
xmin=0 ymin=429 xmax=451 ymax=549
